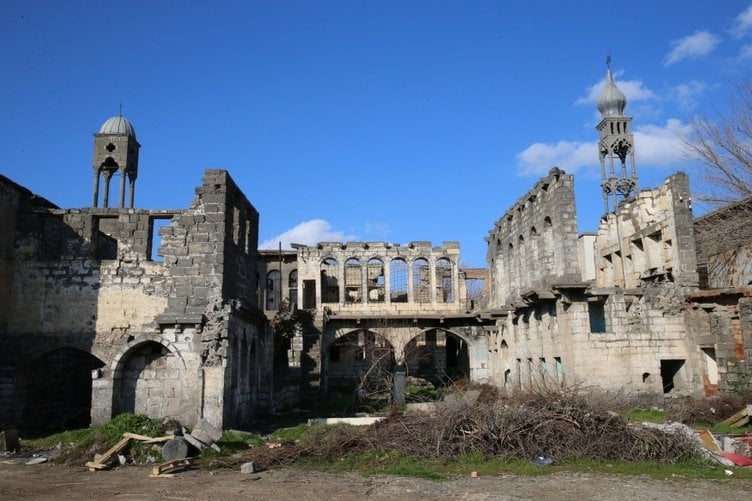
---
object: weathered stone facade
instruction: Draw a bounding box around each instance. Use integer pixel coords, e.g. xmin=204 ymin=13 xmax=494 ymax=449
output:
xmin=0 ymin=165 xmax=272 ymax=432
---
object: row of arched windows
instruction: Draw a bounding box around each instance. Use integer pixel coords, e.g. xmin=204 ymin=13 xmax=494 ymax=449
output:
xmin=321 ymin=256 xmax=455 ymax=305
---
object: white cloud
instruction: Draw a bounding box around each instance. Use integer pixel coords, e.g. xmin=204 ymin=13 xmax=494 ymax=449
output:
xmin=672 ymin=80 xmax=708 ymax=111
xmin=516 ymin=140 xmax=597 ymax=176
xmin=632 ymin=119 xmax=693 ymax=167
xmin=663 ymin=31 xmax=720 ymax=66
xmin=260 ymin=219 xmax=358 ymax=249
xmin=515 ymin=119 xmax=693 ymax=176
xmin=731 ymin=3 xmax=752 ymax=38
xmin=576 ymin=72 xmax=656 ymax=106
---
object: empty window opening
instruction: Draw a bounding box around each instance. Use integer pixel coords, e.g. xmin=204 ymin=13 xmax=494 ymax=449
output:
xmin=642 ymin=372 xmax=651 ymax=383
xmin=465 ymin=277 xmax=485 ymax=310
xmin=149 ymin=217 xmax=172 ymax=261
xmin=302 ymin=279 xmax=316 ymax=309
xmin=288 ymin=270 xmax=298 ymax=308
xmin=344 ymin=258 xmax=362 ymax=303
xmin=367 ymin=258 xmax=385 ymax=302
xmin=554 ymin=357 xmax=563 ymax=384
xmin=390 ymin=258 xmax=408 ymax=303
xmin=413 ymin=258 xmax=431 ymax=303
xmin=436 ymin=257 xmax=453 ymax=303
xmin=701 ymin=347 xmax=719 ymax=393
xmin=94 ymin=216 xmax=118 ymax=260
xmin=539 ymin=358 xmax=547 ymax=378
xmin=588 ymin=301 xmax=606 ymax=333
xmin=660 ymin=359 xmax=686 ymax=394
xmin=321 ymin=258 xmax=340 ymax=303
xmin=266 ymin=270 xmax=281 ymax=310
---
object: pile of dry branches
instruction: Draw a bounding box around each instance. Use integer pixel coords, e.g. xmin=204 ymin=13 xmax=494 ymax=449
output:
xmin=234 ymin=386 xmax=698 ymax=470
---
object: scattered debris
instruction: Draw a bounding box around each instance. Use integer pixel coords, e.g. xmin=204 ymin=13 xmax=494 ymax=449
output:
xmin=86 ymin=432 xmax=174 ymax=472
xmin=720 ymin=405 xmax=752 ymax=428
xmin=25 ymin=456 xmax=47 ymax=465
xmin=240 ymin=461 xmax=256 ymax=474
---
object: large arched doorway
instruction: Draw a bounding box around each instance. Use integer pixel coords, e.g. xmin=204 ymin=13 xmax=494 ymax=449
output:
xmin=328 ymin=330 xmax=395 ymax=398
xmin=112 ymin=341 xmax=184 ymax=419
xmin=19 ymin=348 xmax=105 ymax=432
xmin=404 ymin=329 xmax=470 ymax=387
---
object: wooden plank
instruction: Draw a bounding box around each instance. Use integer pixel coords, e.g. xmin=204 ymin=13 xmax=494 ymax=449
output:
xmin=149 ymin=473 xmax=175 ymax=478
xmin=123 ymin=432 xmax=154 ymax=442
xmin=143 ymin=435 xmax=173 ymax=444
xmin=88 ymin=436 xmax=131 ymax=469
xmin=721 ymin=406 xmax=749 ymax=426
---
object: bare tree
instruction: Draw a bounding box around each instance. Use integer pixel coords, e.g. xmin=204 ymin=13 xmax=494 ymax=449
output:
xmin=684 ymin=80 xmax=752 ymax=207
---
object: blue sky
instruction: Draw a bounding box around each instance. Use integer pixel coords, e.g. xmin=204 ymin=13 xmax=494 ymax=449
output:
xmin=2 ymin=1 xmax=751 ymax=267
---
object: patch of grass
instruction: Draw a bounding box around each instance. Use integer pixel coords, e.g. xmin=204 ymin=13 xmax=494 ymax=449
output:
xmin=295 ymin=451 xmax=752 ymax=481
xmin=621 ymin=408 xmax=667 ymax=423
xmin=22 ymin=428 xmax=96 ymax=451
xmin=205 ymin=430 xmax=264 ymax=458
xmin=272 ymin=423 xmax=316 ymax=443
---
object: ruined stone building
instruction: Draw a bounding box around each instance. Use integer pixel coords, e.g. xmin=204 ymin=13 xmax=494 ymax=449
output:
xmin=1 ymin=67 xmax=751 ymax=433
xmin=1 ymin=117 xmax=273 ymax=432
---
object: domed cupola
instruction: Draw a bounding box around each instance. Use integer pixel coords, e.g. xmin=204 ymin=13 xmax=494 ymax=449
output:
xmin=597 ymin=68 xmax=627 ymax=118
xmin=98 ymin=115 xmax=137 ymax=139
xmin=91 ymin=113 xmax=141 ymax=208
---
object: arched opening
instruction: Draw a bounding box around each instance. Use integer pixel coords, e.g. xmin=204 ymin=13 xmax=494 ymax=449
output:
xmin=19 ymin=348 xmax=105 ymax=432
xmin=321 ymin=258 xmax=340 ymax=303
xmin=403 ymin=329 xmax=470 ymax=387
xmin=112 ymin=341 xmax=184 ymax=420
xmin=366 ymin=258 xmax=385 ymax=302
xmin=328 ymin=330 xmax=395 ymax=398
xmin=413 ymin=257 xmax=431 ymax=303
xmin=344 ymin=258 xmax=362 ymax=303
xmin=390 ymin=258 xmax=408 ymax=303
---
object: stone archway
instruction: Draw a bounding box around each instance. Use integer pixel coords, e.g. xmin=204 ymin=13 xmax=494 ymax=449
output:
xmin=19 ymin=348 xmax=105 ymax=432
xmin=112 ymin=340 xmax=185 ymax=420
xmin=327 ymin=329 xmax=395 ymax=396
xmin=403 ymin=328 xmax=470 ymax=387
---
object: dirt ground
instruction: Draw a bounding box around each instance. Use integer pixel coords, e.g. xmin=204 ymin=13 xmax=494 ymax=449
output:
xmin=1 ymin=461 xmax=751 ymax=500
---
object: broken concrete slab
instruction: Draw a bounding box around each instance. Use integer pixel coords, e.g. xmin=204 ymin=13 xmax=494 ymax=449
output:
xmin=241 ymin=461 xmax=256 ymax=474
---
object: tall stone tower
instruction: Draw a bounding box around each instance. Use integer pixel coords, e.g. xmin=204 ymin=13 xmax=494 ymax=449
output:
xmin=92 ymin=115 xmax=140 ymax=208
xmin=596 ymin=62 xmax=638 ymax=214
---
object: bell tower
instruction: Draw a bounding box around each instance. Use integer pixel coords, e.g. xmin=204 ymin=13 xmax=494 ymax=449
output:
xmin=92 ymin=115 xmax=140 ymax=208
xmin=597 ymin=59 xmax=638 ymax=214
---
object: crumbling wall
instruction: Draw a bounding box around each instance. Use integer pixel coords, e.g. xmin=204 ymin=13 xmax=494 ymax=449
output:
xmin=595 ymin=173 xmax=698 ymax=290
xmin=295 ymin=241 xmax=465 ymax=314
xmin=485 ymin=167 xmax=581 ymax=307
xmin=694 ymin=197 xmax=752 ymax=288
xmin=686 ymin=291 xmax=752 ymax=395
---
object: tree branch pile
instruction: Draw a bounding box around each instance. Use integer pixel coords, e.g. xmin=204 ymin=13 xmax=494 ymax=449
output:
xmin=233 ymin=386 xmax=698 ymax=469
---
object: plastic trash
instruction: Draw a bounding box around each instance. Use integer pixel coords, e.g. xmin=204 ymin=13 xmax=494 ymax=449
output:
xmin=533 ymin=456 xmax=554 ymax=466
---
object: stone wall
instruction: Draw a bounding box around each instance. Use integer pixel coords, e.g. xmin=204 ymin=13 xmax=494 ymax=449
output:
xmin=694 ymin=197 xmax=752 ymax=288
xmin=595 ymin=173 xmax=698 ymax=290
xmin=486 ymin=167 xmax=581 ymax=307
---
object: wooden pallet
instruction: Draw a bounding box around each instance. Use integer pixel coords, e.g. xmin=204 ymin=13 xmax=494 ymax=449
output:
xmin=150 ymin=458 xmax=192 ymax=478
